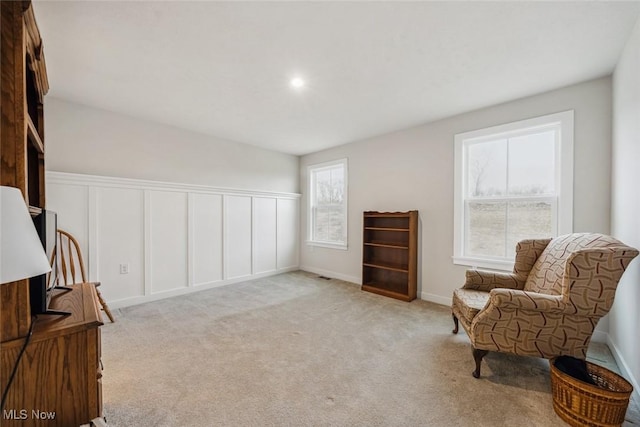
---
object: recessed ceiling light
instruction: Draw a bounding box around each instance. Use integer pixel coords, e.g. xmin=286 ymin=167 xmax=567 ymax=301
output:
xmin=290 ymin=77 xmax=306 ymax=90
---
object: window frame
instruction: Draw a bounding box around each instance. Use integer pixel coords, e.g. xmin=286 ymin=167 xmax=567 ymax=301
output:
xmin=307 ymin=158 xmax=348 ymax=250
xmin=453 ymin=111 xmax=574 ymax=271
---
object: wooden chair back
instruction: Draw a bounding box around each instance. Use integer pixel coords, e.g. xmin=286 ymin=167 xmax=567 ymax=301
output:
xmin=55 ymin=229 xmax=115 ymax=322
xmin=56 ymin=229 xmax=88 ymax=285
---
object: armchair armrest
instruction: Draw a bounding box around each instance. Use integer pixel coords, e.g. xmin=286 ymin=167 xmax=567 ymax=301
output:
xmin=463 ymin=269 xmax=525 ymax=292
xmin=489 ymin=288 xmax=566 ymax=312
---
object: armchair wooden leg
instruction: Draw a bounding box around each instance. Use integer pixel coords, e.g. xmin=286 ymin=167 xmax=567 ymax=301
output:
xmin=95 ymin=288 xmax=115 ymax=323
xmin=452 ymin=314 xmax=459 ymax=334
xmin=472 ymin=348 xmax=488 ymax=379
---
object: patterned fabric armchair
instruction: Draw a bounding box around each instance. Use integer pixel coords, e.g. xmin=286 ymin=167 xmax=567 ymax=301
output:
xmin=451 ymin=233 xmax=638 ymax=378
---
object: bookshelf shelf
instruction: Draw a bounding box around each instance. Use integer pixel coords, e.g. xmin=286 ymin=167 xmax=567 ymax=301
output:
xmin=361 ymin=211 xmax=418 ymax=301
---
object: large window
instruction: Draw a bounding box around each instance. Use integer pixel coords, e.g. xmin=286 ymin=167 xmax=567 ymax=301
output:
xmin=308 ymin=158 xmax=348 ymax=249
xmin=453 ymin=111 xmax=573 ymax=270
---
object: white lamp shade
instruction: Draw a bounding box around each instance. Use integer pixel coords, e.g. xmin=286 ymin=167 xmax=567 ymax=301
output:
xmin=0 ymin=186 xmax=51 ymax=284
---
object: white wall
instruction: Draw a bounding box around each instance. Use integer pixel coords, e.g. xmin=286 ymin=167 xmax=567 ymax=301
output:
xmin=43 ymin=97 xmax=301 ymax=308
xmin=46 ymin=172 xmax=300 ymax=308
xmin=45 ymin=97 xmax=299 ymax=194
xmin=300 ymin=77 xmax=613 ymax=312
xmin=610 ymin=17 xmax=640 ymax=398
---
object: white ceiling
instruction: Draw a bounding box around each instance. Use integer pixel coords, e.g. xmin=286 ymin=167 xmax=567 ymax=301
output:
xmin=33 ymin=1 xmax=640 ymax=156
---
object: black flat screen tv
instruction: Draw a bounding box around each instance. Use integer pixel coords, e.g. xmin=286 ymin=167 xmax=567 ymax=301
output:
xmin=29 ymin=209 xmax=70 ymax=316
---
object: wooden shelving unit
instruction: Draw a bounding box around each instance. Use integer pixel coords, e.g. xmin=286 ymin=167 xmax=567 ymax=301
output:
xmin=1 ymin=2 xmax=105 ymax=424
xmin=361 ymin=211 xmax=418 ymax=301
xmin=1 ymin=0 xmax=50 ymax=343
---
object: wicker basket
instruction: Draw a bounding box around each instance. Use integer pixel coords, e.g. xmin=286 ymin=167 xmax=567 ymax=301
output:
xmin=550 ymin=358 xmax=633 ymax=427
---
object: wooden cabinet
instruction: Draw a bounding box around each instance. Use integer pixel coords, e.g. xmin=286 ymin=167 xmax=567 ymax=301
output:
xmin=1 ymin=284 xmax=104 ymax=427
xmin=1 ymin=3 xmax=104 ymax=425
xmin=361 ymin=211 xmax=418 ymax=301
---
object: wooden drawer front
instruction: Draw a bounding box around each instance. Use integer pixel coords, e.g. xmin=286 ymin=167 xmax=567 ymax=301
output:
xmin=1 ymin=332 xmax=89 ymax=427
xmin=1 ymin=284 xmax=104 ymax=426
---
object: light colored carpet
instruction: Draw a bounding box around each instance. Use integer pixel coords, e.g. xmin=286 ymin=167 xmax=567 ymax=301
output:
xmin=101 ymin=271 xmax=639 ymax=426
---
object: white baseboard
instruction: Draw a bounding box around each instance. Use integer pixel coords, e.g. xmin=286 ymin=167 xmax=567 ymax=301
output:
xmin=591 ymin=329 xmax=608 ymax=344
xmin=420 ymin=292 xmax=451 ymax=306
xmin=297 ymin=269 xmax=455 ymax=305
xmin=298 ymin=266 xmax=360 ymax=285
xmin=606 ymin=335 xmax=640 ymax=404
xmin=107 ymin=267 xmax=298 ymax=310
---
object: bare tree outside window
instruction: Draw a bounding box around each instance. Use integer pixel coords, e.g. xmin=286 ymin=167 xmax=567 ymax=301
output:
xmin=454 ymin=111 xmax=573 ymax=270
xmin=309 ymin=160 xmax=347 ymax=247
xmin=465 ymin=131 xmax=556 ymax=259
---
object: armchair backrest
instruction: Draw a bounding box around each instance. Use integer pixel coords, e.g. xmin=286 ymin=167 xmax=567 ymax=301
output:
xmin=523 ymin=233 xmax=638 ymax=315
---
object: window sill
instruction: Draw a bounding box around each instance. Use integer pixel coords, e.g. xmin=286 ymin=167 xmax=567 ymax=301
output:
xmin=452 ymin=256 xmax=514 ymax=272
xmin=307 ymin=241 xmax=348 ymax=251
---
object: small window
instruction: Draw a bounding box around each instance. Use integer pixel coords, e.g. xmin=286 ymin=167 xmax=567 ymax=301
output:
xmin=453 ymin=111 xmax=573 ymax=270
xmin=307 ymin=158 xmax=348 ymax=249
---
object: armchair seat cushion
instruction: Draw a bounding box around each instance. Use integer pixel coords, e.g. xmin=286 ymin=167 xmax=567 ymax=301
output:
xmin=453 ymin=288 xmax=490 ymax=325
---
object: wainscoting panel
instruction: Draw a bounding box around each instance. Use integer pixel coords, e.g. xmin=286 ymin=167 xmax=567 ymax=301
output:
xmin=46 ymin=183 xmax=90 ymax=259
xmin=190 ymin=193 xmax=223 ymax=286
xmin=277 ymin=198 xmax=299 ymax=270
xmin=96 ymin=187 xmax=145 ymax=301
xmin=46 ymin=172 xmax=300 ymax=308
xmin=225 ymin=195 xmax=253 ymax=280
xmin=253 ymin=197 xmax=277 ymax=275
xmin=148 ymin=190 xmax=189 ymax=294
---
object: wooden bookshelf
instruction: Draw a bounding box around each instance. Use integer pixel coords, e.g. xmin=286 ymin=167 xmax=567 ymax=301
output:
xmin=1 ymin=0 xmax=49 ymax=342
xmin=1 ymin=3 xmax=105 ymax=425
xmin=361 ymin=211 xmax=418 ymax=301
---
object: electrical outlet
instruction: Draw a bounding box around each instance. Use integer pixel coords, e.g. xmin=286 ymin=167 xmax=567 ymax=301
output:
xmin=119 ymin=263 xmax=129 ymax=274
